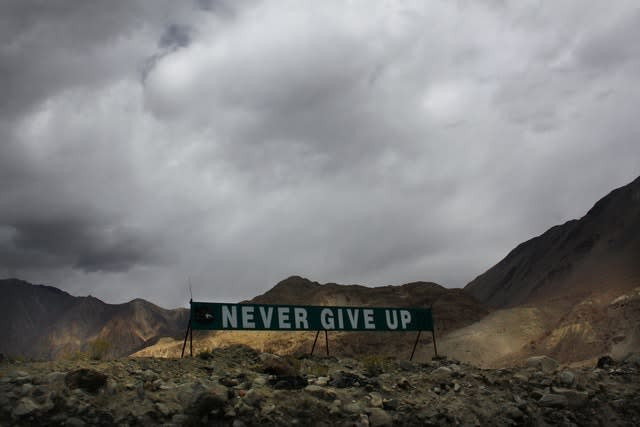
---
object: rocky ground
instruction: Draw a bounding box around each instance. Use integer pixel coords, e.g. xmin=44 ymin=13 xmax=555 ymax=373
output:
xmin=1 ymin=346 xmax=639 ymax=426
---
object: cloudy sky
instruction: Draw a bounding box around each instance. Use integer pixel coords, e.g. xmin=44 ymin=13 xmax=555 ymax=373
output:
xmin=1 ymin=0 xmax=639 ymax=308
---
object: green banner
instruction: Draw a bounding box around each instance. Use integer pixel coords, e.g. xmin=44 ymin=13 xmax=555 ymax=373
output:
xmin=190 ymin=302 xmax=433 ymax=332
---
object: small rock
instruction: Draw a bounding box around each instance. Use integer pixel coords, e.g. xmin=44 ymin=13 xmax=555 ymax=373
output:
xmin=316 ymin=376 xmax=330 ymax=386
xmin=526 ymin=356 xmax=559 ymax=374
xmin=261 ymin=404 xmax=276 ymax=416
xmin=305 ymin=384 xmax=335 ymax=401
xmin=558 ymin=370 xmax=575 ymax=386
xmin=106 ymin=378 xmax=118 ymax=395
xmin=344 ymin=402 xmax=363 ymax=414
xmin=397 ymin=377 xmax=411 ymax=390
xmin=65 ymin=369 xmax=107 ymax=394
xmin=244 ymin=388 xmax=265 ymax=406
xmin=13 ymin=397 xmax=38 ymax=417
xmin=449 ymin=364 xmax=462 ymax=374
xmin=172 ymin=414 xmax=190 ymax=424
xmin=453 ymin=383 xmax=461 ymax=393
xmin=12 ymin=375 xmax=32 ymax=385
xmin=396 ymin=360 xmax=416 ymax=372
xmin=65 ymin=417 xmax=86 ymax=427
xmin=551 ymin=387 xmax=589 ymax=408
xmin=368 ymin=408 xmax=393 ymax=427
xmin=219 ymin=376 xmax=239 ymax=387
xmin=330 ymin=371 xmax=362 ymax=388
xmin=530 ymin=389 xmax=544 ymax=400
xmin=369 ymin=392 xmax=383 ymax=408
xmin=188 ymin=389 xmax=228 ymax=416
xmin=538 ymin=393 xmax=568 ymax=408
xmin=269 ymin=375 xmax=307 ymax=390
xmin=329 ymin=399 xmax=342 ymax=415
xmin=142 ymin=369 xmax=157 ymax=382
xmin=135 ymin=381 xmax=145 ymax=399
xmin=233 ymin=400 xmax=253 ymax=416
xmin=596 ymin=355 xmax=614 ymax=369
xmin=382 ymin=399 xmax=399 ymax=411
xmin=260 ymin=353 xmax=298 ymax=376
xmin=432 ymin=366 xmax=453 ymax=376
xmin=19 ymin=383 xmax=33 ymax=396
xmin=252 ymin=376 xmax=267 ymax=387
xmin=155 ymin=402 xmax=172 ymax=417
xmin=502 ymin=404 xmax=524 ymax=420
xmin=46 ymin=372 xmax=66 ymax=384
xmin=513 ymin=373 xmax=529 ymax=382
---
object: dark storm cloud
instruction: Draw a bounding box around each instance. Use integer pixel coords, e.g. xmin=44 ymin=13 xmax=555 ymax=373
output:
xmin=159 ymin=25 xmax=192 ymax=50
xmin=0 ymin=217 xmax=160 ymax=273
xmin=0 ymin=0 xmax=190 ymax=117
xmin=1 ymin=0 xmax=639 ymax=308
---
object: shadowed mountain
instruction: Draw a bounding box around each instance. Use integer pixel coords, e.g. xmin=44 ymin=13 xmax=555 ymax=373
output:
xmin=248 ymin=276 xmax=489 ymax=333
xmin=461 ymin=176 xmax=640 ymax=364
xmin=0 ymin=278 xmax=188 ymax=360
xmin=466 ymin=175 xmax=640 ymax=308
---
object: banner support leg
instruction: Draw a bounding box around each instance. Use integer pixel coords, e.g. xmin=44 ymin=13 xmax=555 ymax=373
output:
xmin=310 ymin=330 xmax=320 ymax=356
xmin=190 ymin=323 xmax=193 ymax=357
xmin=431 ymin=328 xmax=438 ymax=358
xmin=410 ymin=330 xmax=422 ymax=361
xmin=324 ymin=330 xmax=329 ymax=356
xmin=181 ymin=319 xmax=191 ymax=359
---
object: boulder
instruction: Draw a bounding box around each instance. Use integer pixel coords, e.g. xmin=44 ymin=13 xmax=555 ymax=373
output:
xmin=526 ymin=356 xmax=559 ymax=374
xmin=64 ymin=369 xmax=107 ymax=394
xmin=259 ymin=353 xmax=298 ymax=376
xmin=558 ymin=370 xmax=575 ymax=386
xmin=368 ymin=408 xmax=393 ymax=427
xmin=538 ymin=393 xmax=568 ymax=408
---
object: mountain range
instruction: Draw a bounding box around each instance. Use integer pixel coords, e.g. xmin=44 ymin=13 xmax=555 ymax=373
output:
xmin=0 ymin=279 xmax=188 ymax=359
xmin=2 ymin=175 xmax=639 ymax=365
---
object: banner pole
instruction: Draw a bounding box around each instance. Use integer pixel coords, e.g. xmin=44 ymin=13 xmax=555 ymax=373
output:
xmin=310 ymin=330 xmax=320 ymax=356
xmin=324 ymin=330 xmax=329 ymax=356
xmin=431 ymin=305 xmax=438 ymax=358
xmin=410 ymin=330 xmax=422 ymax=361
xmin=181 ymin=319 xmax=191 ymax=359
xmin=431 ymin=328 xmax=438 ymax=358
xmin=189 ymin=298 xmax=194 ymax=357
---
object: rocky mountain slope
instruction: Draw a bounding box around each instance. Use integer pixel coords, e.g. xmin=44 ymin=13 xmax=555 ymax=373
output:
xmin=462 ymin=176 xmax=640 ymax=365
xmin=2 ymin=347 xmax=639 ymax=426
xmin=466 ymin=175 xmax=640 ymax=308
xmin=134 ymin=276 xmax=489 ymax=359
xmin=0 ymin=279 xmax=188 ymax=360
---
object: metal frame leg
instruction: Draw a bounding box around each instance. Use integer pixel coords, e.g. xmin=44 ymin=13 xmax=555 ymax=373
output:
xmin=410 ymin=330 xmax=422 ymax=361
xmin=310 ymin=330 xmax=320 ymax=356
